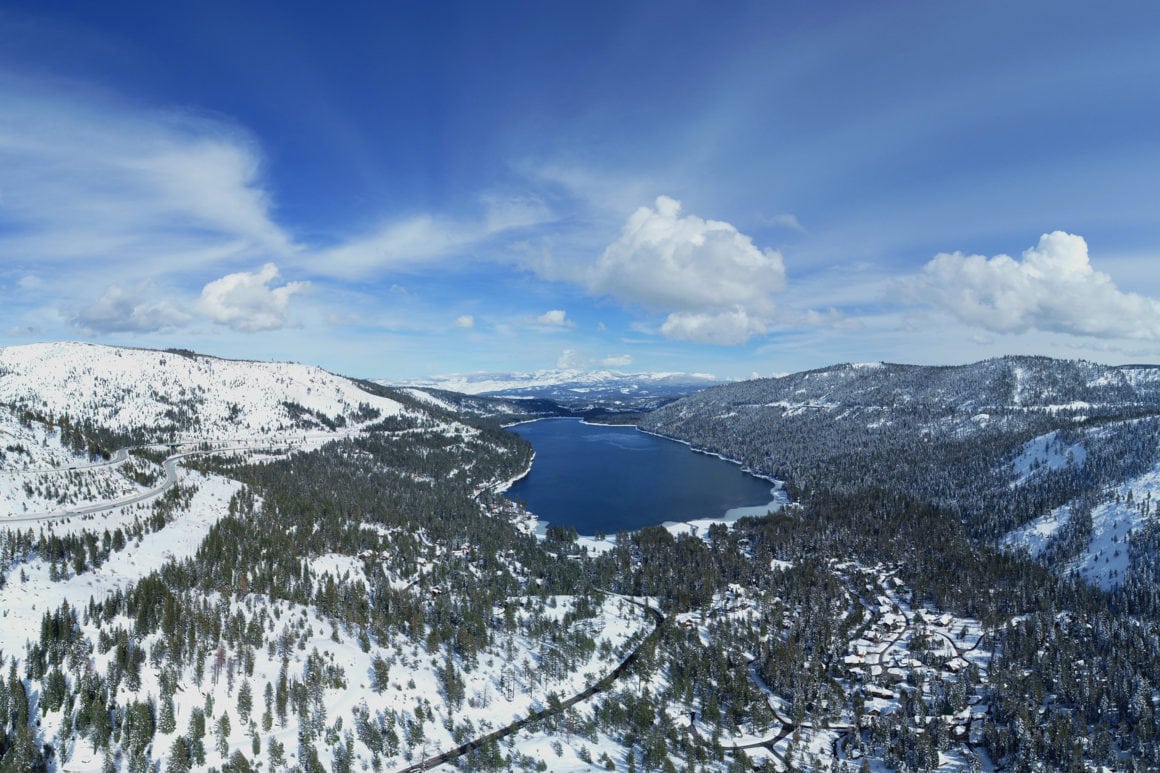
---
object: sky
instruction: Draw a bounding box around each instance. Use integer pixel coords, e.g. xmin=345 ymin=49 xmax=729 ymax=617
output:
xmin=2 ymin=1 xmax=1160 ymax=380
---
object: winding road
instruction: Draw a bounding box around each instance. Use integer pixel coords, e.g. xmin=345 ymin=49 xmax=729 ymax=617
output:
xmin=394 ymin=593 xmax=665 ymax=773
xmin=0 ymin=441 xmax=294 ymax=524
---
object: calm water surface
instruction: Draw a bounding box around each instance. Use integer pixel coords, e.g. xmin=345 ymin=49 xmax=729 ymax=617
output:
xmin=506 ymin=418 xmax=777 ymax=535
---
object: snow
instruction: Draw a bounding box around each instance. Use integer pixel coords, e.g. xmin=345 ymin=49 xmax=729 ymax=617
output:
xmin=401 ymin=386 xmax=458 ymax=412
xmin=1010 ymin=430 xmax=1087 ymax=486
xmin=1006 ymin=459 xmax=1160 ymax=590
xmin=0 ymin=470 xmax=241 ymax=657
xmin=1003 ymin=504 xmax=1071 ymax=557
xmin=391 ymin=367 xmax=721 ymax=396
xmin=0 ymin=341 xmax=406 ymax=442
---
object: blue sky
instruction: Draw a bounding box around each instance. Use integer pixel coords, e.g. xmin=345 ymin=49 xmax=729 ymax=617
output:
xmin=2 ymin=1 xmax=1160 ymax=380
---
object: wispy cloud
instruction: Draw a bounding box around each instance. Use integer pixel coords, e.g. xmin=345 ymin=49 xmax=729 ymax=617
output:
xmin=0 ymin=72 xmax=293 ymax=275
xmin=760 ymin=212 xmax=806 ymax=232
xmin=311 ymin=194 xmax=554 ymax=280
xmin=556 ymin=348 xmax=633 ymax=369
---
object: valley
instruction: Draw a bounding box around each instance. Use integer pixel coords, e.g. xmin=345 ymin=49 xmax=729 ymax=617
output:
xmin=1 ymin=345 xmax=1159 ymax=771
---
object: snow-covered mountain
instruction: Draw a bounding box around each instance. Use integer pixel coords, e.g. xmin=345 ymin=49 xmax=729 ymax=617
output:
xmin=643 ymin=355 xmax=1160 ymax=587
xmin=391 ymin=368 xmax=722 ymax=403
xmin=0 ymin=342 xmax=409 ymax=440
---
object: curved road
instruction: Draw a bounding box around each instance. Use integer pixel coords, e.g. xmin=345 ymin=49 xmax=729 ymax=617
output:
xmin=395 ymin=594 xmax=665 ymax=773
xmin=0 ymin=442 xmax=292 ymax=524
xmin=0 ymin=447 xmax=131 ymax=477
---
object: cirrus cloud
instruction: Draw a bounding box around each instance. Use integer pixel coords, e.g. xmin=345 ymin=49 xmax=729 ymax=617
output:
xmin=0 ymin=73 xmax=293 ymax=269
xmin=907 ymin=232 xmax=1160 ymax=339
xmin=589 ymin=196 xmax=785 ymax=345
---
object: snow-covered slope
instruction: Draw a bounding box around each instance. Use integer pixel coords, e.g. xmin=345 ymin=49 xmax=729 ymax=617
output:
xmin=0 ymin=342 xmax=406 ymax=440
xmin=0 ymin=403 xmax=94 ymax=471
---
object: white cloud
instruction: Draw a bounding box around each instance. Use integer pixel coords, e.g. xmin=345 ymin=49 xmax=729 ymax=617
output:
xmin=316 ymin=215 xmax=465 ymax=279
xmin=197 ymin=263 xmax=308 ymax=332
xmin=555 ymin=349 xmax=582 ymax=369
xmin=659 ymin=308 xmax=769 ymax=346
xmin=908 ymin=231 xmax=1160 ymax=339
xmin=556 ymin=349 xmax=633 ymax=369
xmin=71 ymin=282 xmax=192 ymax=334
xmin=0 ymin=74 xmax=293 ymax=271
xmin=481 ymin=193 xmax=552 ymax=232
xmin=762 ymin=212 xmax=806 ymax=232
xmin=315 ymin=193 xmax=554 ymax=280
xmin=535 ymin=309 xmax=574 ymax=328
xmin=454 ymin=314 xmax=475 ymax=329
xmin=589 ymin=196 xmax=785 ymax=345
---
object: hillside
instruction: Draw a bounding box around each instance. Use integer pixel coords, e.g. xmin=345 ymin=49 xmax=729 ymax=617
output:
xmin=0 ymin=343 xmax=635 ymax=772
xmin=5 ymin=345 xmax=1160 ymax=771
xmin=0 ymin=342 xmax=409 ymax=442
xmin=643 ymin=356 xmax=1160 ymax=579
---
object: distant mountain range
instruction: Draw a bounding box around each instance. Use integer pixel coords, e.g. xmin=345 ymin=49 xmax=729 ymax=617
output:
xmin=390 ymin=368 xmax=723 ymax=404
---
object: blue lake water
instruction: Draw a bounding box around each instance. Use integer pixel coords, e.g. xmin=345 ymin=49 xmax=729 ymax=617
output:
xmin=505 ymin=418 xmax=779 ymax=535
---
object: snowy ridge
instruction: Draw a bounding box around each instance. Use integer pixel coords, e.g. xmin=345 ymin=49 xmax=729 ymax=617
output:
xmin=0 ymin=342 xmax=406 ymax=440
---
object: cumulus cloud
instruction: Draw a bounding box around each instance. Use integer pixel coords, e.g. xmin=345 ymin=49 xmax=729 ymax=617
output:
xmin=454 ymin=314 xmax=475 ymax=329
xmin=197 ymin=263 xmax=308 ymax=332
xmin=908 ymin=232 xmax=1160 ymax=339
xmin=589 ymin=196 xmax=785 ymax=345
xmin=535 ymin=309 xmax=574 ymax=328
xmin=659 ymin=308 xmax=769 ymax=346
xmin=72 ymin=282 xmax=192 ymax=333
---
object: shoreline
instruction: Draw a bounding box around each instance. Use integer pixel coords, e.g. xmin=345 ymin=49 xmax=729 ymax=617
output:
xmin=633 ymin=424 xmax=781 ymax=486
xmin=499 ymin=416 xmax=790 ymax=543
xmin=489 ymin=450 xmax=536 ymax=494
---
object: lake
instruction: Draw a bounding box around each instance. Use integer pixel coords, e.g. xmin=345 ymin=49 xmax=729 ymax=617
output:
xmin=505 ymin=418 xmax=780 ymax=536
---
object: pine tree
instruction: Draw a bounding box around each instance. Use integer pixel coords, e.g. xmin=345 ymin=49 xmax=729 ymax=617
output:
xmin=152 ymin=688 xmax=173 ymax=731
xmin=216 ymin=712 xmax=232 ymax=757
xmin=167 ymin=736 xmax=192 ymax=773
xmin=236 ymin=680 xmax=253 ymax=724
